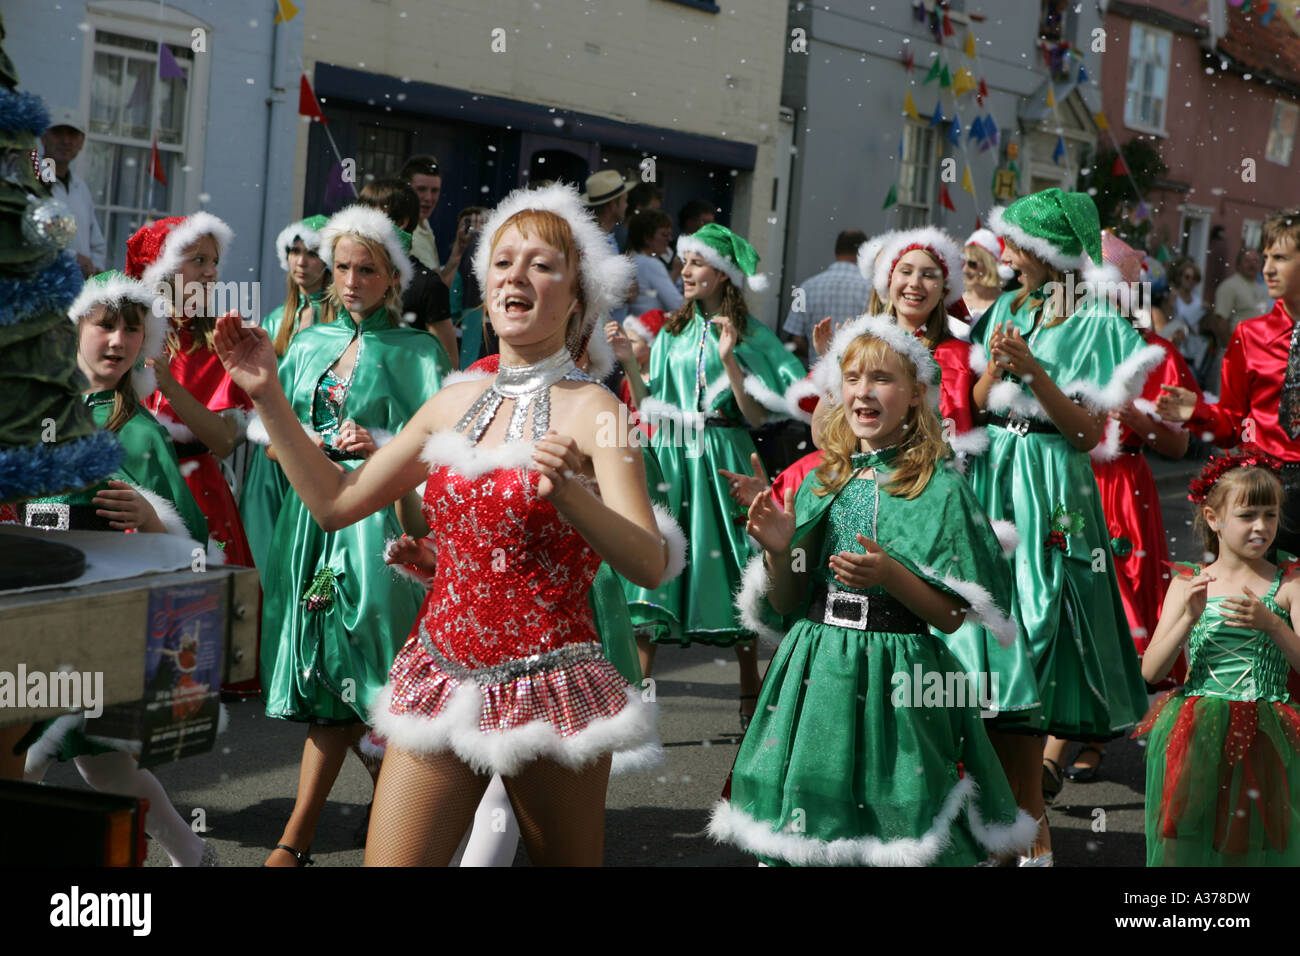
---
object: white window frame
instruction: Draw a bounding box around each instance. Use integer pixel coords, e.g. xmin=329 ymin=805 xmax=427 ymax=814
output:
xmin=897 ymin=121 xmax=937 ymax=229
xmin=79 ymin=1 xmax=211 ymax=270
xmin=1123 ymin=22 xmax=1171 ymax=137
xmin=1243 ymin=219 xmax=1262 ymax=252
xmin=1266 ymin=98 xmax=1298 ymax=167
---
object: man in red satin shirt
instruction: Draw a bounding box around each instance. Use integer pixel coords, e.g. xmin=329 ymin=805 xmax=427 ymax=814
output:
xmin=1157 ymin=207 xmax=1300 ymax=554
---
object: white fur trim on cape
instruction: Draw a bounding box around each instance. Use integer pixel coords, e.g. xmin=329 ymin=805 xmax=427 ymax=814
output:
xmin=68 ymin=274 xmax=167 ymax=365
xmin=245 ymin=413 xmax=316 ymax=447
xmin=610 ymin=738 xmax=666 ymax=775
xmin=141 ymin=212 xmax=234 ymax=293
xmin=870 ymin=227 xmax=966 ymax=307
xmin=221 ymin=406 xmax=249 ymax=443
xmin=23 ymin=714 xmax=85 ymax=776
xmin=319 ymin=204 xmax=414 ymax=292
xmin=1090 ymin=417 xmax=1122 ymax=463
xmin=370 ymin=427 xmax=396 ymax=449
xmin=157 ymin=414 xmax=197 ymax=445
xmin=472 ymin=182 xmax=636 ymax=338
xmin=945 ymin=425 xmax=990 ymax=456
xmin=420 ymin=430 xmax=536 ymax=480
xmin=369 ymin=682 xmax=657 ymax=776
xmin=968 ymin=342 xmax=988 ymax=377
xmin=441 ymin=367 xmax=494 ymax=388
xmin=986 ymin=344 xmax=1165 ymax=422
xmin=639 ymin=396 xmax=703 ymax=432
xmin=918 ymin=564 xmax=1018 ymax=649
xmin=131 ymin=484 xmax=192 ymax=540
xmin=811 ymin=313 xmax=941 ymax=409
xmin=652 ymin=503 xmax=687 ymax=584
xmin=734 ymin=553 xmax=786 ymax=646
xmin=742 ymin=375 xmax=802 ymax=424
xmin=675 ymin=234 xmax=767 ymax=293
xmin=782 ymin=377 xmax=820 ymax=425
xmin=708 ymin=775 xmax=1037 ymax=866
xmin=131 ymin=364 xmax=158 ymax=402
xmin=275 ymin=219 xmax=325 ymax=272
xmin=990 ymin=520 xmax=1020 ymax=558
xmin=1133 ymin=396 xmax=1157 ymax=417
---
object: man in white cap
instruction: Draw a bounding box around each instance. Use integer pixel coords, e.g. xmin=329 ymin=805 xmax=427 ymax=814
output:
xmin=582 ymin=169 xmax=636 ymax=323
xmin=41 ymin=107 xmax=106 ymax=277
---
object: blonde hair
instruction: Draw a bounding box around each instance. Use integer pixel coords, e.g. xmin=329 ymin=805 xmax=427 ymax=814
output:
xmin=274 ymin=256 xmax=334 ymax=358
xmin=964 ymin=244 xmax=1003 ymax=294
xmin=813 ymin=334 xmax=948 ymax=500
xmin=1194 ymin=466 xmax=1285 ymax=558
xmin=325 ymin=232 xmax=403 ymax=327
xmin=1003 ymin=236 xmax=1072 ymax=327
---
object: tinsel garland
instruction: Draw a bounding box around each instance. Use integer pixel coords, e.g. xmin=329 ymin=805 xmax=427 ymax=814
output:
xmin=0 ymin=430 xmax=123 ymax=503
xmin=301 ymin=567 xmax=336 ymax=612
xmin=0 ymin=86 xmax=50 ymax=135
xmin=0 ymin=254 xmax=82 ymax=326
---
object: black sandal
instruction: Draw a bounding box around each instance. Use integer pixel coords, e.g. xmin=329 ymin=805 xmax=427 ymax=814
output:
xmin=1065 ymin=744 xmax=1105 ymax=783
xmin=738 ymin=694 xmax=759 ymax=732
xmin=264 ymin=844 xmax=314 ymax=867
xmin=1041 ymin=757 xmax=1064 ymax=804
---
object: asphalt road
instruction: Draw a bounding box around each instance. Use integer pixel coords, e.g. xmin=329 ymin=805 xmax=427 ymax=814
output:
xmin=38 ymin=455 xmax=1205 ymax=867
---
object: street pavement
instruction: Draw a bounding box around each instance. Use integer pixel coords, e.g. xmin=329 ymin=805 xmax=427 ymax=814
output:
xmin=39 ymin=451 xmax=1206 ymax=867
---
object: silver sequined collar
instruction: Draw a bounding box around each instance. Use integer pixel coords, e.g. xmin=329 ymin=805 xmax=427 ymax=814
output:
xmin=454 ymin=347 xmax=598 ymax=443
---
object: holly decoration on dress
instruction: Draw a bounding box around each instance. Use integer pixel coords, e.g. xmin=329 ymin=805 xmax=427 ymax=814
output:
xmin=301 ymin=567 xmax=336 ymax=612
xmin=1109 ymin=536 xmax=1133 ymax=559
xmin=1044 ymin=504 xmax=1084 ymax=553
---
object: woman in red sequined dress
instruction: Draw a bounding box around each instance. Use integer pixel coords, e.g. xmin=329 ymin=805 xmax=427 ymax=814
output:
xmin=216 ymin=183 xmax=669 ymax=865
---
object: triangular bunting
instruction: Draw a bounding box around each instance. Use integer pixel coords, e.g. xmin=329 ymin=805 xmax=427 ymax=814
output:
xmin=969 ymin=115 xmax=985 ymax=142
xmin=961 ymin=164 xmax=975 ymax=197
xmin=273 ymin=0 xmax=300 ymax=23
xmin=1112 ymin=154 xmax=1128 ymax=177
xmin=942 ymin=12 xmax=954 ymax=36
xmin=1052 ymin=135 xmax=1066 ymax=165
xmin=1045 ymin=86 xmax=1056 ymax=109
xmin=1077 ymin=64 xmax=1090 ymax=84
xmin=929 ymin=99 xmax=944 ymax=126
xmin=903 ymin=90 xmax=921 ymax=120
xmin=938 ymin=184 xmax=957 ymax=212
xmin=1094 ymin=110 xmax=1109 ymax=131
xmin=977 ymin=77 xmax=988 ymax=106
xmin=952 ymin=67 xmax=976 ymax=97
xmin=964 ymin=31 xmax=976 ymax=59
xmin=158 ymin=44 xmax=186 ymax=82
xmin=149 ymin=137 xmax=167 ymax=185
xmin=299 ymin=74 xmax=328 ymax=124
xmin=901 ymin=47 xmax=915 ymax=71
xmin=883 ymin=183 xmax=898 ymax=209
xmin=924 ymin=60 xmax=942 ymax=84
xmin=939 ymin=64 xmax=953 ymax=88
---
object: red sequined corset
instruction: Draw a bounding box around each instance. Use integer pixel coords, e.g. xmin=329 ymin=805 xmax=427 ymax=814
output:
xmin=419 ymin=463 xmax=602 ymax=669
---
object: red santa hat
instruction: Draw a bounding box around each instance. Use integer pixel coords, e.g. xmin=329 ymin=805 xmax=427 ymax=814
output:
xmin=125 ymin=212 xmax=234 ymax=291
xmin=965 ymin=228 xmax=1015 ymax=281
xmin=866 ymin=227 xmax=965 ymax=307
xmin=623 ymin=309 xmax=667 ymax=345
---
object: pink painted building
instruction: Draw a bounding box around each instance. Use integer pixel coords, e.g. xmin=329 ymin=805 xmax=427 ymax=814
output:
xmin=1101 ymin=0 xmax=1300 ymax=294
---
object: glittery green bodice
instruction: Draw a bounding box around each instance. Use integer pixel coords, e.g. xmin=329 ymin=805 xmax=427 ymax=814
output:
xmin=1184 ymin=568 xmax=1292 ymax=703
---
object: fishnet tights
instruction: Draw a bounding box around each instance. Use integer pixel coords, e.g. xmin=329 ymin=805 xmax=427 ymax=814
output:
xmin=364 ymin=747 xmax=611 ymax=866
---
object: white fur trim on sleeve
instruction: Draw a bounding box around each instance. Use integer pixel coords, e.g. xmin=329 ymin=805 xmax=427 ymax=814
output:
xmin=742 ymin=375 xmax=800 ymax=423
xmin=918 ymin=564 xmax=1019 ymax=649
xmin=652 ymin=503 xmax=687 ymax=584
xmin=131 ymin=484 xmax=193 ymax=540
xmin=583 ymin=324 xmax=617 ymax=381
xmin=968 ymin=342 xmax=988 ymax=377
xmin=156 ymin=414 xmax=197 ymax=445
xmin=734 ymin=553 xmax=786 ymax=645
xmin=945 ymin=425 xmax=990 ymax=456
xmin=370 ymin=427 xmax=396 ymax=449
xmin=782 ymin=378 xmax=820 ymax=425
xmin=639 ymin=397 xmax=705 ymax=432
xmin=131 ymin=364 xmax=158 ymax=401
xmin=1089 ymin=417 xmax=1122 ymax=462
xmin=221 ymin=407 xmax=249 ymax=443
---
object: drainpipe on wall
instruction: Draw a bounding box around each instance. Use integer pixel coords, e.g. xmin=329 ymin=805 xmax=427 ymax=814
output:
xmin=257 ymin=9 xmax=291 ymax=309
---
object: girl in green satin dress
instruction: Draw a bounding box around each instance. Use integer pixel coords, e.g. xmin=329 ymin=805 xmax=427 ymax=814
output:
xmin=241 ymin=215 xmax=331 ymax=571
xmin=256 ymin=206 xmax=450 ymax=866
xmin=711 ymin=319 xmax=1033 ymax=866
xmin=1139 ymin=458 xmax=1300 ymax=866
xmin=966 ymin=189 xmax=1161 ymax=863
xmin=20 ymin=272 xmax=218 ymax=866
xmin=618 ymin=224 xmax=804 ymax=727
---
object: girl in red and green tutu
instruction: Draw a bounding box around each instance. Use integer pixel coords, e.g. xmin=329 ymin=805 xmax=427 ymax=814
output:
xmin=1138 ymin=454 xmax=1300 ymax=865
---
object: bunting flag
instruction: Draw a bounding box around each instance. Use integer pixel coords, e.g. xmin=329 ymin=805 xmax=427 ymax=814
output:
xmin=929 ymin=10 xmax=943 ymax=40
xmin=948 ymin=115 xmax=962 ymax=147
xmin=924 ymin=60 xmax=942 ymax=83
xmin=1135 ymin=201 xmax=1151 ymax=221
xmin=929 ymin=99 xmax=944 ymax=126
xmin=1094 ymin=110 xmax=1109 ymax=131
xmin=961 ymin=164 xmax=975 ymax=197
xmin=903 ymin=90 xmax=921 ymax=120
xmin=324 ymin=160 xmax=351 ymax=208
xmin=913 ymin=1 xmax=926 ymax=23
xmin=1077 ymin=64 xmax=1090 ymax=84
xmin=158 ymin=44 xmax=186 ymax=82
xmin=964 ymin=31 xmax=976 ymax=59
xmin=299 ymin=74 xmax=328 ymax=124
xmin=882 ymin=183 xmax=898 ymax=209
xmin=977 ymin=77 xmax=988 ymax=106
xmin=901 ymin=47 xmax=915 ymax=71
xmin=1045 ymin=85 xmax=1057 ymax=108
xmin=938 ymin=184 xmax=957 ymax=212
xmin=1112 ymin=154 xmax=1128 ymax=177
xmin=939 ymin=64 xmax=953 ymax=88
xmin=986 ymin=118 xmax=999 ymax=146
xmin=969 ymin=114 xmax=985 ymax=142
xmin=952 ymin=67 xmax=976 ymax=96
xmin=273 ymin=0 xmax=301 ymax=23
xmin=942 ymin=12 xmax=954 ymax=36
xmin=1052 ymin=135 xmax=1066 ymax=165
xmin=149 ymin=137 xmax=167 ymax=185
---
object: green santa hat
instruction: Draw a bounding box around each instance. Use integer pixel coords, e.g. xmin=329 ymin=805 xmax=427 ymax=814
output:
xmin=274 ymin=214 xmax=330 ymax=272
xmin=676 ymin=222 xmax=769 ymax=293
xmin=67 ymin=270 xmax=167 ymax=399
xmin=987 ymin=188 xmax=1111 ymax=283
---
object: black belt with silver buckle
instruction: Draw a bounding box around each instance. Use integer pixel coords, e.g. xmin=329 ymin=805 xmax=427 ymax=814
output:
xmin=806 ymin=584 xmax=928 ymax=634
xmin=987 ymin=413 xmax=1058 ymax=437
xmin=21 ymin=502 xmax=115 ymax=532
